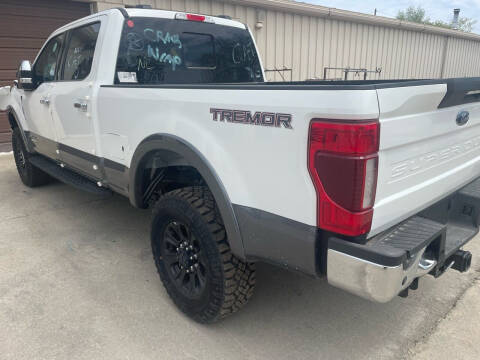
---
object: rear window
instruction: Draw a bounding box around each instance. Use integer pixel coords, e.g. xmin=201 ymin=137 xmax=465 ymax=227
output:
xmin=115 ymin=17 xmax=263 ymax=84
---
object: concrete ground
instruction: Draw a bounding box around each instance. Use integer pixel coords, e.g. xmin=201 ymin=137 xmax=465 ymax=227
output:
xmin=0 ymin=153 xmax=479 ymax=360
xmin=408 ymin=280 xmax=480 ymax=360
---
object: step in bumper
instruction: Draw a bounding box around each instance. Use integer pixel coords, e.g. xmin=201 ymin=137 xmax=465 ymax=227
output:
xmin=326 ymin=177 xmax=480 ymax=303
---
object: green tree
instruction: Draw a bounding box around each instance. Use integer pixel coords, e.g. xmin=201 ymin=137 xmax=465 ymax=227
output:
xmin=396 ymin=6 xmax=429 ymax=24
xmin=396 ymin=6 xmax=477 ymax=32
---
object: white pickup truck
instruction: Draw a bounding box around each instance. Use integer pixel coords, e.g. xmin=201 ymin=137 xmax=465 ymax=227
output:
xmin=1 ymin=7 xmax=480 ymax=323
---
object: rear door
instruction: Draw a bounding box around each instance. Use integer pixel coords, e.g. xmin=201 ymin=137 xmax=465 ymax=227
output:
xmin=50 ymin=20 xmax=102 ymax=178
xmin=372 ymin=79 xmax=480 ymax=236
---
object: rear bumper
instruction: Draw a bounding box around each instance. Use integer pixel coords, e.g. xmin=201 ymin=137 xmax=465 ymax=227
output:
xmin=327 ymin=177 xmax=480 ymax=302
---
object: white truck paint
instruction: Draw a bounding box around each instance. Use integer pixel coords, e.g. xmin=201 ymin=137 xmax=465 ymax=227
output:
xmin=374 ymin=85 xmax=480 ymax=234
xmin=1 ymin=8 xmax=480 ymax=318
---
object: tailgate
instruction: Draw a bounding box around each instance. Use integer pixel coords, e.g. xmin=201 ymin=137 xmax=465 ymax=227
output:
xmin=371 ymin=78 xmax=480 ymax=236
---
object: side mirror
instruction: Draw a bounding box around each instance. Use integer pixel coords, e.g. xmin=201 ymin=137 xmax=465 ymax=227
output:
xmin=17 ymin=60 xmax=35 ymax=90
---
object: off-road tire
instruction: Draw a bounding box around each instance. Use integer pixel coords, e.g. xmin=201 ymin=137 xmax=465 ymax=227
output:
xmin=12 ymin=127 xmax=51 ymax=187
xmin=151 ymin=186 xmax=256 ymax=323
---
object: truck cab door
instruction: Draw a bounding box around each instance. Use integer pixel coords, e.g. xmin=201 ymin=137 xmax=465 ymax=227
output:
xmin=22 ymin=33 xmax=65 ymax=159
xmin=50 ymin=22 xmax=102 ymax=179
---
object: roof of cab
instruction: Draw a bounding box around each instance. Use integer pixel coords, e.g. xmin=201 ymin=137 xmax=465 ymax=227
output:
xmin=50 ymin=7 xmax=246 ymax=39
xmin=121 ymin=8 xmax=246 ymax=29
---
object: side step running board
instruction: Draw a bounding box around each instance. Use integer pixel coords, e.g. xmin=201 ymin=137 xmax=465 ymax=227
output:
xmin=29 ymin=155 xmax=113 ymax=197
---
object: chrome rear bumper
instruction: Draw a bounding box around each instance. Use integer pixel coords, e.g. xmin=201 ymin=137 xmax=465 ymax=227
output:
xmin=326 ymin=177 xmax=480 ymax=302
xmin=327 ymin=247 xmax=436 ymax=303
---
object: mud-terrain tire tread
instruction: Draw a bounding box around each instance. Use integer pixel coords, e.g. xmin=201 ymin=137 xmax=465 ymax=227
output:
xmin=151 ymin=186 xmax=255 ymax=323
xmin=11 ymin=128 xmax=51 ymax=187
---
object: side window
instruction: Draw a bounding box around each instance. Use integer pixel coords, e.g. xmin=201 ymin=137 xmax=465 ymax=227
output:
xmin=61 ymin=22 xmax=100 ymax=81
xmin=33 ymin=34 xmax=65 ymax=84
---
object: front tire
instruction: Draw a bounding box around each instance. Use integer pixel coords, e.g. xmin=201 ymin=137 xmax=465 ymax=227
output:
xmin=12 ymin=128 xmax=51 ymax=187
xmin=151 ymin=186 xmax=255 ymax=323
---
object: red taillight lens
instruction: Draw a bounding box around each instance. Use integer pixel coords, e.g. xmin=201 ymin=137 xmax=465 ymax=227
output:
xmin=308 ymin=119 xmax=379 ymax=236
xmin=309 ymin=120 xmax=379 ymax=155
xmin=186 ymin=14 xmax=206 ymax=22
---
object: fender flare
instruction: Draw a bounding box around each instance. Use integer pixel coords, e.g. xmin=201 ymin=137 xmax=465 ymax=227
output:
xmin=129 ymin=134 xmax=245 ymax=259
xmin=6 ymin=106 xmax=34 ymax=153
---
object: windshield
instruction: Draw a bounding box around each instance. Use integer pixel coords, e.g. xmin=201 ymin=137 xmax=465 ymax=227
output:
xmin=115 ymin=17 xmax=264 ymax=84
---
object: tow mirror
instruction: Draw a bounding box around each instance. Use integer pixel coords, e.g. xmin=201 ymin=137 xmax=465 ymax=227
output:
xmin=17 ymin=60 xmax=35 ymax=90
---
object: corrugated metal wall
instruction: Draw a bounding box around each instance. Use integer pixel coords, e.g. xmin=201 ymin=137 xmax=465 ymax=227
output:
xmin=95 ymin=0 xmax=480 ymax=81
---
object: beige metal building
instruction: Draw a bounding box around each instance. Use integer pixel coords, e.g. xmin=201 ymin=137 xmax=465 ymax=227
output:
xmin=87 ymin=0 xmax=480 ymax=81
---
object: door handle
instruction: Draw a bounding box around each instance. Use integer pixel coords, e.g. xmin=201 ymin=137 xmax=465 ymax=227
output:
xmin=73 ymin=102 xmax=88 ymax=111
xmin=40 ymin=98 xmax=50 ymax=105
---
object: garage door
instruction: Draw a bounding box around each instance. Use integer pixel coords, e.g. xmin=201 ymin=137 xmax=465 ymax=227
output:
xmin=0 ymin=0 xmax=91 ymax=148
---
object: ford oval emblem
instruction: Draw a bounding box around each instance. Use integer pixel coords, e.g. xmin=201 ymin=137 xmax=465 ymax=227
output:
xmin=456 ymin=110 xmax=470 ymax=126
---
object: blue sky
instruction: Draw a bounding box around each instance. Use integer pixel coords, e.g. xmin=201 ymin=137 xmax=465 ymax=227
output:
xmin=298 ymin=0 xmax=480 ymax=33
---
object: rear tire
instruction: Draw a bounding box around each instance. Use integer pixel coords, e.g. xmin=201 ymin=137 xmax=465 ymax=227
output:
xmin=151 ymin=186 xmax=255 ymax=323
xmin=12 ymin=127 xmax=51 ymax=187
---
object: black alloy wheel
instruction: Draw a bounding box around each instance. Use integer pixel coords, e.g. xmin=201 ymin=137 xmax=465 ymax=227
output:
xmin=161 ymin=220 xmax=208 ymax=298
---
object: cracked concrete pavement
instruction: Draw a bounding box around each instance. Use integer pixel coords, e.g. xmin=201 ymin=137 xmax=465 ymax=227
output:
xmin=408 ymin=279 xmax=480 ymax=360
xmin=1 ymin=153 xmax=480 ymax=360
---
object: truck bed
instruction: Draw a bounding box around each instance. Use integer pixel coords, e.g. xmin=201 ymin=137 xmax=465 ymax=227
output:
xmin=100 ymin=77 xmax=480 ymax=239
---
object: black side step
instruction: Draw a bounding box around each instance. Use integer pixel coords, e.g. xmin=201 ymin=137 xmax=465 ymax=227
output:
xmin=29 ymin=155 xmax=113 ymax=197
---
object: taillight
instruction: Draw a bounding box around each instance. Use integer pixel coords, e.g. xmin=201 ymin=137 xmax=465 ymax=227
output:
xmin=308 ymin=119 xmax=380 ymax=236
xmin=175 ymin=13 xmax=214 ymax=23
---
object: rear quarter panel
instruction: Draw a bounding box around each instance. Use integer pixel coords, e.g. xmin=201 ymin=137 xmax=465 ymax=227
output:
xmin=97 ymin=87 xmax=379 ymax=226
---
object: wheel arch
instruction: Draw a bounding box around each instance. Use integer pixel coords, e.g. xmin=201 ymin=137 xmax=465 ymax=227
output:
xmin=129 ymin=134 xmax=245 ymax=259
xmin=6 ymin=106 xmax=33 ymax=152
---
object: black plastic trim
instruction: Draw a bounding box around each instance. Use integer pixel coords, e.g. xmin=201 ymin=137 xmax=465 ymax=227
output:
xmin=101 ymin=80 xmax=437 ymax=91
xmin=129 ymin=133 xmax=245 ymax=259
xmin=329 ymin=237 xmax=406 ymax=267
xmin=25 ymin=131 xmax=58 ymax=161
xmin=437 ymin=77 xmax=480 ymax=108
xmin=233 ymin=204 xmax=319 ymax=276
xmin=104 ymin=158 xmax=127 ymax=172
xmin=24 ymin=131 xmax=128 ymax=195
xmin=115 ymin=7 xmax=129 ymax=19
xmin=58 ymin=142 xmax=98 ymax=164
xmin=6 ymin=106 xmax=33 ymax=153
xmin=104 ymin=158 xmax=129 ymax=196
xmin=29 ymin=154 xmax=112 ymax=197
